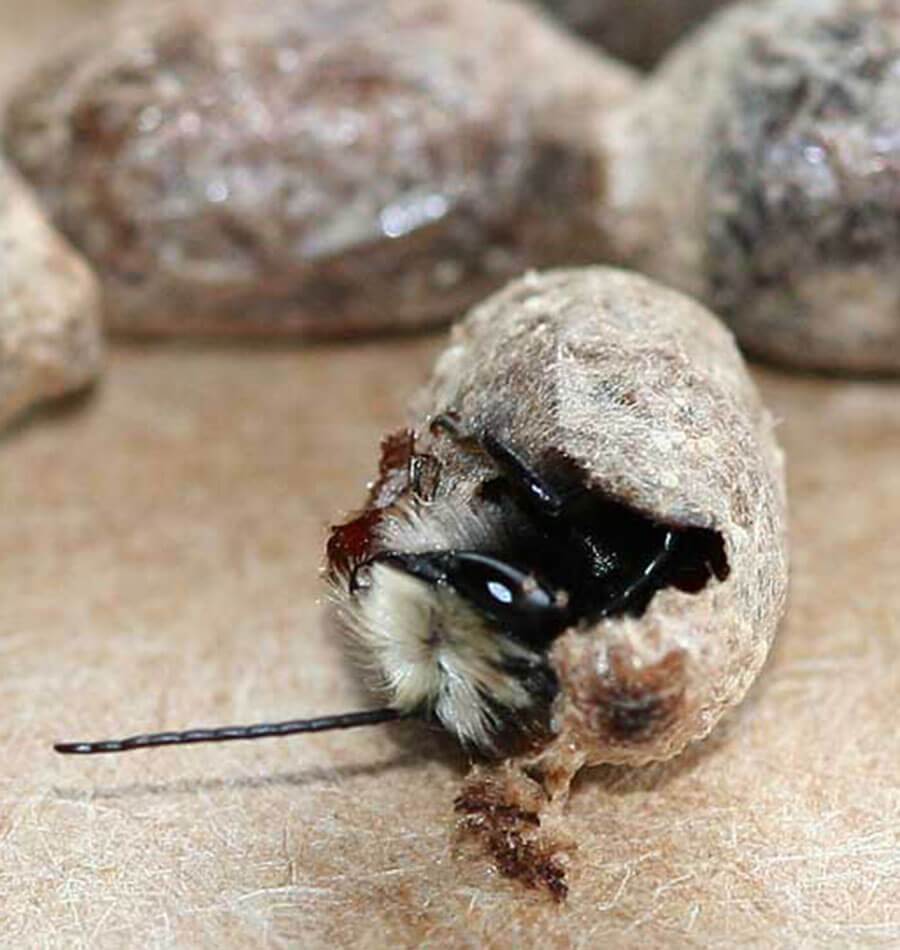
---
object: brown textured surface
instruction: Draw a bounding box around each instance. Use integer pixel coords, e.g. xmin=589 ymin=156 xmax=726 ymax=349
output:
xmin=2 ymin=5 xmax=900 ymax=949
xmin=4 ymin=0 xmax=635 ymax=336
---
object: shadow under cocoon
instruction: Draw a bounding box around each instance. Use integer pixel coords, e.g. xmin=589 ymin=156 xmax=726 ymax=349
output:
xmin=0 ymin=381 xmax=101 ymax=444
xmin=568 ymin=725 xmax=735 ymax=800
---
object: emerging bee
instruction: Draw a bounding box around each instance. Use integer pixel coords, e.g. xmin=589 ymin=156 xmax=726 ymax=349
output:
xmin=55 ymin=268 xmax=787 ymax=901
xmin=53 ymin=410 xmax=724 ymax=757
xmin=327 ymin=412 xmax=727 ymax=752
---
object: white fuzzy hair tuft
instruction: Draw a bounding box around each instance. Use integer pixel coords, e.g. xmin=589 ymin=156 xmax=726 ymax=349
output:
xmin=334 ymin=563 xmax=544 ymax=750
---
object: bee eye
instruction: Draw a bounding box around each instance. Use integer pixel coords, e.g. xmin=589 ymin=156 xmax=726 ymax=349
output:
xmin=359 ymin=550 xmax=571 ymax=644
xmin=440 ymin=552 xmax=569 ymax=641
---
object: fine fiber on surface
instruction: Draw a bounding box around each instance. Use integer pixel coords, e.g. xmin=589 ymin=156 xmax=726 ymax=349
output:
xmin=2 ymin=338 xmax=899 ymax=947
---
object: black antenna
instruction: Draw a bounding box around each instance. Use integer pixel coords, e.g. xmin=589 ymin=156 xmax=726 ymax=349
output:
xmin=54 ymin=707 xmax=403 ymax=755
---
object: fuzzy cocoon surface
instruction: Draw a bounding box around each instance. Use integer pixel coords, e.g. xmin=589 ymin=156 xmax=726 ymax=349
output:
xmin=396 ymin=268 xmax=788 ymax=770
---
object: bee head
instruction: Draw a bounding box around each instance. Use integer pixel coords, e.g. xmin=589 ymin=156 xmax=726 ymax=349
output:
xmin=345 ymin=551 xmax=569 ymax=749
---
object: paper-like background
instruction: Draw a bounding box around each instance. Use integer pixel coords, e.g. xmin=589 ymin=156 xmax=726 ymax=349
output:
xmin=2 ymin=3 xmax=898 ymax=946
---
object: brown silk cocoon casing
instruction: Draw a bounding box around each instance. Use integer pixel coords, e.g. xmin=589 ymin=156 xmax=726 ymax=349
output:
xmin=406 ymin=268 xmax=788 ymax=774
xmin=604 ymin=0 xmax=900 ymax=373
xmin=334 ymin=266 xmax=789 ymax=897
xmin=3 ymin=0 xmax=635 ymax=337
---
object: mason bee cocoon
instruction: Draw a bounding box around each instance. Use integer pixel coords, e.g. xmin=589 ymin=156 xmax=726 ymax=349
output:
xmin=56 ymin=267 xmax=788 ymax=899
xmin=329 ymin=267 xmax=788 ymax=760
xmin=327 ymin=267 xmax=788 ymax=897
xmin=604 ymin=0 xmax=900 ymax=372
xmin=0 ymin=162 xmax=102 ymax=429
xmin=4 ymin=0 xmax=635 ymax=337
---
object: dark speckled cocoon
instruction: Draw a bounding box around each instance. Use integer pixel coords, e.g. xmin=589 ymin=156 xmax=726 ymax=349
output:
xmin=604 ymin=0 xmax=900 ymax=373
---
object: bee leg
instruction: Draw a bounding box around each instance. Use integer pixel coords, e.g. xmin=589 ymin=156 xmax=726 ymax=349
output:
xmin=479 ymin=432 xmax=570 ymax=519
xmin=430 ymin=413 xmax=585 ymax=523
